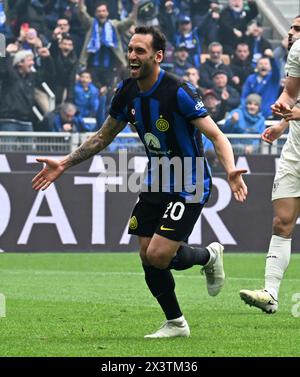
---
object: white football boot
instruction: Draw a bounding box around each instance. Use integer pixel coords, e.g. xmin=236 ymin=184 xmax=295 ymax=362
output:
xmin=239 ymin=289 xmax=278 ymax=314
xmin=144 ymin=316 xmax=190 ymax=338
xmin=201 ymin=242 xmax=225 ymax=296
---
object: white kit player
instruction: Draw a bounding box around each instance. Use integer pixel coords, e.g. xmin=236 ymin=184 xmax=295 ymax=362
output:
xmin=240 ymin=15 xmax=300 ymax=313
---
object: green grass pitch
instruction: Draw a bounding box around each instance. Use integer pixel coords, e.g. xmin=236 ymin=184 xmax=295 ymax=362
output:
xmin=0 ymin=252 xmax=299 ymax=357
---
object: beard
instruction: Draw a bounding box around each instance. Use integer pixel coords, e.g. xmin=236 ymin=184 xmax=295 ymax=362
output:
xmin=288 ymin=35 xmax=300 ymax=50
xmin=130 ymin=56 xmax=156 ymax=80
xmin=288 ymin=36 xmax=293 ymax=51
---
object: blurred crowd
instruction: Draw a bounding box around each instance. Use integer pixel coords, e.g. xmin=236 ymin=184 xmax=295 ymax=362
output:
xmin=0 ymin=0 xmax=290 ymax=154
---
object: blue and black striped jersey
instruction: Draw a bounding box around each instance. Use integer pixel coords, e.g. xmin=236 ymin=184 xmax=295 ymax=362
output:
xmin=109 ymin=69 xmax=212 ymax=204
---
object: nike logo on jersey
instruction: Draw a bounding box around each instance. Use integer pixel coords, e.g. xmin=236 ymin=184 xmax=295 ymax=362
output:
xmin=160 ymin=225 xmax=175 ymax=231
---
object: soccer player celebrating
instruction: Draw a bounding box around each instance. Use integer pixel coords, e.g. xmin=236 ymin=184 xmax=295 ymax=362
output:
xmin=32 ymin=26 xmax=247 ymax=338
xmin=240 ymin=16 xmax=300 ymax=314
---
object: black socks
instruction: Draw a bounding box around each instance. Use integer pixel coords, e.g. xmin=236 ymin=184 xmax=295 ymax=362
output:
xmin=142 ymin=264 xmax=182 ymax=320
xmin=168 ymin=244 xmax=210 ymax=270
xmin=142 ymin=245 xmax=210 ymax=320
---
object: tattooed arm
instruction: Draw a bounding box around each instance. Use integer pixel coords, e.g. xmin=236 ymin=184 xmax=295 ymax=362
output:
xmin=32 ymin=116 xmax=127 ymax=191
xmin=60 ymin=116 xmax=126 ymax=168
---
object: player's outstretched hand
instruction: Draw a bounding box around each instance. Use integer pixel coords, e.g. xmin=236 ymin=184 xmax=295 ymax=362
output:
xmin=227 ymin=169 xmax=248 ymax=203
xmin=32 ymin=158 xmax=65 ymax=191
xmin=261 ymin=125 xmax=284 ymax=144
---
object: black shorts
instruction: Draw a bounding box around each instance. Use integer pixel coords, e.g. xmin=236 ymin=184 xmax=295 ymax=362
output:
xmin=128 ymin=192 xmax=204 ymax=242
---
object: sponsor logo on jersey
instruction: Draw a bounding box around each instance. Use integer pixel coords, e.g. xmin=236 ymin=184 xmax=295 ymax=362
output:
xmin=156 ymin=116 xmax=169 ymax=132
xmin=195 ymin=101 xmax=204 ymax=110
xmin=129 ymin=216 xmax=138 ymax=230
xmin=144 ymin=133 xmax=161 ymax=152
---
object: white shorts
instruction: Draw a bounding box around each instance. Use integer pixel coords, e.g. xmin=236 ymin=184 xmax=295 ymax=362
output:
xmin=272 ymin=157 xmax=300 ymax=200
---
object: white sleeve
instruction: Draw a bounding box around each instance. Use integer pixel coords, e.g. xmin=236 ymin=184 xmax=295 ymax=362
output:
xmin=286 ymin=39 xmax=300 ymax=78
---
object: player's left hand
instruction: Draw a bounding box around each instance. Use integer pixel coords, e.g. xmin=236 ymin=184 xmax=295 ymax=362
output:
xmin=280 ymin=106 xmax=300 ymax=121
xmin=227 ymin=169 xmax=248 ymax=202
xmin=271 ymin=101 xmax=292 ymax=117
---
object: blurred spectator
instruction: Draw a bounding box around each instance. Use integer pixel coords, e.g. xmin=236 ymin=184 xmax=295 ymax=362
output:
xmin=11 ymin=0 xmax=54 ymax=39
xmin=121 ymin=22 xmax=136 ymax=53
xmin=0 ymin=0 xmax=13 ymax=42
xmin=202 ymin=88 xmax=226 ymax=122
xmin=0 ymin=49 xmax=53 ymax=131
xmin=201 ymin=85 xmax=226 ymax=166
xmin=185 ymin=67 xmax=203 ymax=96
xmin=245 ymin=19 xmax=272 ymax=67
xmin=189 ymin=0 xmax=220 ymax=46
xmin=78 ymin=0 xmax=139 ymax=87
xmin=241 ymin=52 xmax=280 ymax=118
xmin=121 ymin=0 xmax=133 ymax=19
xmin=136 ymin=0 xmax=160 ymax=26
xmin=200 ymin=42 xmax=237 ymax=89
xmin=49 ymin=33 xmax=78 ymax=105
xmin=177 ymin=0 xmax=190 ymax=13
xmin=161 ymin=40 xmax=175 ymax=72
xmin=38 ymin=102 xmax=88 ymax=132
xmin=173 ymin=46 xmax=193 ymax=77
xmin=222 ymin=93 xmax=265 ymax=154
xmin=74 ymin=70 xmax=103 ymax=131
xmin=219 ymin=0 xmax=258 ymax=55
xmin=273 ymin=36 xmax=289 ymax=92
xmin=34 ymin=46 xmax=56 ymax=115
xmin=55 ymin=1 xmax=86 ymax=58
xmin=158 ymin=1 xmax=180 ymax=43
xmin=229 ymin=42 xmax=254 ymax=92
xmin=212 ymin=70 xmax=240 ymax=112
xmin=102 ymin=0 xmax=120 ymax=20
xmin=122 ymin=0 xmax=160 ymax=25
xmin=0 ymin=0 xmax=284 ymax=140
xmin=21 ymin=26 xmax=44 ymax=51
xmin=8 ymin=25 xmax=46 ymax=57
xmin=173 ymin=15 xmax=201 ymax=69
xmin=52 ymin=18 xmax=71 ymax=43
xmin=6 ymin=25 xmax=54 ymax=114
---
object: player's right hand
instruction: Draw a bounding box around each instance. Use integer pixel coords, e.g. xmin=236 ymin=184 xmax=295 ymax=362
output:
xmin=261 ymin=125 xmax=284 ymax=144
xmin=32 ymin=158 xmax=65 ymax=191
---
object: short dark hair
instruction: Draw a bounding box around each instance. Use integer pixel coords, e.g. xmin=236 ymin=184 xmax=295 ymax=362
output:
xmin=60 ymin=33 xmax=73 ymax=43
xmin=236 ymin=42 xmax=250 ymax=49
xmin=212 ymin=70 xmax=228 ymax=78
xmin=79 ymin=70 xmax=92 ymax=77
xmin=134 ymin=26 xmax=166 ymax=54
xmin=96 ymin=1 xmax=108 ymax=11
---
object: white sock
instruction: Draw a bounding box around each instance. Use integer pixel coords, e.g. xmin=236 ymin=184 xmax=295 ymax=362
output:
xmin=169 ymin=315 xmax=185 ymax=323
xmin=206 ymin=246 xmax=216 ymax=266
xmin=264 ymin=235 xmax=291 ymax=300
